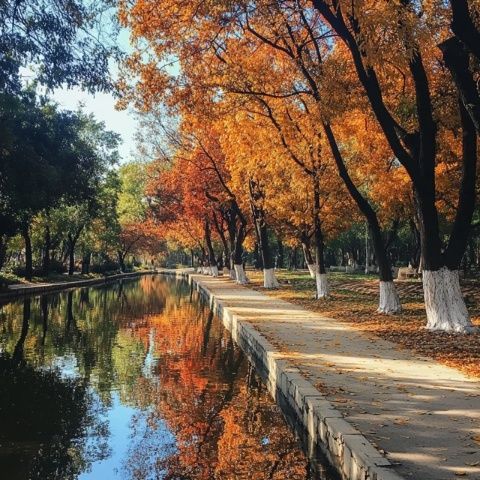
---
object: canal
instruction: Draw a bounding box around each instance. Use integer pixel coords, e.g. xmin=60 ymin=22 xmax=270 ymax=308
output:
xmin=0 ymin=275 xmax=336 ymax=479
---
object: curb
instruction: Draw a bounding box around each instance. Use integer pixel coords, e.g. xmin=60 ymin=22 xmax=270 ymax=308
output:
xmin=0 ymin=271 xmax=157 ymax=301
xmin=172 ymin=270 xmax=405 ymax=480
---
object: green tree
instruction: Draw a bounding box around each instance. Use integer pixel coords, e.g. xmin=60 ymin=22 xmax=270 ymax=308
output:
xmin=0 ymin=93 xmax=120 ymax=278
xmin=0 ymin=0 xmax=119 ymax=93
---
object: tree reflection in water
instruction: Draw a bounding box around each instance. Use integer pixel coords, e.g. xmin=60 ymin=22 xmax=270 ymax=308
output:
xmin=0 ymin=276 xmax=331 ymax=480
xmin=0 ymin=355 xmax=109 ymax=480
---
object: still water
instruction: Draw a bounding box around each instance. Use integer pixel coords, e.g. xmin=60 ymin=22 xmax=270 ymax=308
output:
xmin=0 ymin=275 xmax=334 ymax=480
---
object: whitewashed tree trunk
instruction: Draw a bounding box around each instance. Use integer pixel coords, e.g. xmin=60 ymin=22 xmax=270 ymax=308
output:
xmin=229 ymin=268 xmax=237 ymax=280
xmin=210 ymin=265 xmax=219 ymax=277
xmin=378 ymin=281 xmax=402 ymax=314
xmin=423 ymin=267 xmax=475 ymax=333
xmin=307 ymin=263 xmax=317 ymax=279
xmin=417 ymin=255 xmax=423 ymax=275
xmin=234 ymin=264 xmax=248 ymax=284
xmin=263 ymin=268 xmax=280 ymax=288
xmin=315 ymin=273 xmax=329 ymax=299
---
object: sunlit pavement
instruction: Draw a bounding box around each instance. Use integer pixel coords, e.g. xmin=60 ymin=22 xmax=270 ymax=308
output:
xmin=191 ymin=273 xmax=480 ymax=480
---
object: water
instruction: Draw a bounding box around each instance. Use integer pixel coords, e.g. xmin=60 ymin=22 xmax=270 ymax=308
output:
xmin=0 ymin=275 xmax=336 ymax=480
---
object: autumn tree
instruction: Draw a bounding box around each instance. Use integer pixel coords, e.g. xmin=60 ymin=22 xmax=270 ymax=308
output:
xmin=144 ymin=116 xmax=251 ymax=283
xmin=308 ymin=0 xmax=478 ymax=331
xmin=119 ymin=0 xmax=407 ymax=309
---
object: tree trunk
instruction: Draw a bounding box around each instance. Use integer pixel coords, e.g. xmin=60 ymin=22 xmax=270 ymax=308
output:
xmin=422 ymin=268 xmax=474 ymax=332
xmin=233 ymin=263 xmax=248 ymax=284
xmin=42 ymin=224 xmax=51 ymax=276
xmin=0 ymin=234 xmax=8 ymax=271
xmin=291 ymin=247 xmax=298 ymax=270
xmin=253 ymin=242 xmax=263 ymax=269
xmin=276 ymin=236 xmax=284 ymax=268
xmin=312 ymin=174 xmax=329 ymax=298
xmin=232 ymin=215 xmax=248 ymax=284
xmin=204 ymin=218 xmax=218 ymax=277
xmin=302 ymin=242 xmax=316 ymax=279
xmin=412 ymin=102 xmax=476 ymax=332
xmin=409 ymin=219 xmax=421 ymax=270
xmin=212 ymin=212 xmax=228 ymax=275
xmin=301 ymin=233 xmax=316 ymax=279
xmin=449 ymin=0 xmax=480 ymax=63
xmin=22 ymin=225 xmax=33 ymax=281
xmin=67 ymin=234 xmax=76 ymax=276
xmin=222 ymin=199 xmax=247 ymax=282
xmin=217 ymin=252 xmax=224 ymax=270
xmin=67 ymin=227 xmax=83 ymax=276
xmin=324 ymin=122 xmax=401 ymax=313
xmin=81 ymin=252 xmax=91 ymax=274
xmin=258 ymin=223 xmax=278 ymax=288
xmin=249 ymin=179 xmax=279 ymax=289
xmin=440 ymin=37 xmax=480 ymax=135
xmin=118 ymin=250 xmax=126 ymax=273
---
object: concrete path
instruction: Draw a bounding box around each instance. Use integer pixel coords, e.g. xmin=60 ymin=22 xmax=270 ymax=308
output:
xmin=193 ymin=274 xmax=480 ymax=480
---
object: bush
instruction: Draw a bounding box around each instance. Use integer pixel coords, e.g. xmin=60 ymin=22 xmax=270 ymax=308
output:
xmin=90 ymin=259 xmax=119 ymax=274
xmin=48 ymin=259 xmax=67 ymax=274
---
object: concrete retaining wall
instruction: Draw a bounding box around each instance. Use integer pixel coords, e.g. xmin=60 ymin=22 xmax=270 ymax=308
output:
xmin=176 ymin=271 xmax=404 ymax=480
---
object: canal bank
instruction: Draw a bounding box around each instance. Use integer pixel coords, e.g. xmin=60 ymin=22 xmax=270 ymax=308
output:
xmin=174 ymin=271 xmax=480 ymax=480
xmin=0 ymin=270 xmax=157 ymax=301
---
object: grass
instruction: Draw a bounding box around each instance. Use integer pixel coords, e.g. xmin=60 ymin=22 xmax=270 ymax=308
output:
xmin=247 ymin=269 xmax=480 ymax=379
xmin=0 ymin=271 xmax=101 ymax=286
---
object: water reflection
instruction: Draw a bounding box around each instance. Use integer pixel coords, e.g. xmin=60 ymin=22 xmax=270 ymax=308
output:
xmin=0 ymin=276 xmax=332 ymax=479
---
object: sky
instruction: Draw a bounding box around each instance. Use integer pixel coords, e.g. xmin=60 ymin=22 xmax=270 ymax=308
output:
xmin=52 ymin=87 xmax=138 ymax=164
xmin=51 ymin=28 xmax=138 ymax=165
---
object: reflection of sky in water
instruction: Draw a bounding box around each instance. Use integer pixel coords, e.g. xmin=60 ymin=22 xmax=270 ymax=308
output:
xmin=49 ymin=353 xmax=79 ymax=379
xmin=79 ymin=393 xmax=175 ymax=480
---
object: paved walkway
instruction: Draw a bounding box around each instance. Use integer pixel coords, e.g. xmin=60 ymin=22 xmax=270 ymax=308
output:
xmin=194 ymin=275 xmax=480 ymax=480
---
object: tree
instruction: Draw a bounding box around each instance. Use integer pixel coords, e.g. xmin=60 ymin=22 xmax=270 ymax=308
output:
xmin=143 ymin=118 xmax=251 ymax=282
xmin=0 ymin=0 xmax=119 ymax=93
xmin=0 ymin=93 xmax=120 ymax=278
xmin=310 ymin=0 xmax=478 ymax=331
xmin=119 ymin=0 xmax=479 ymax=330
